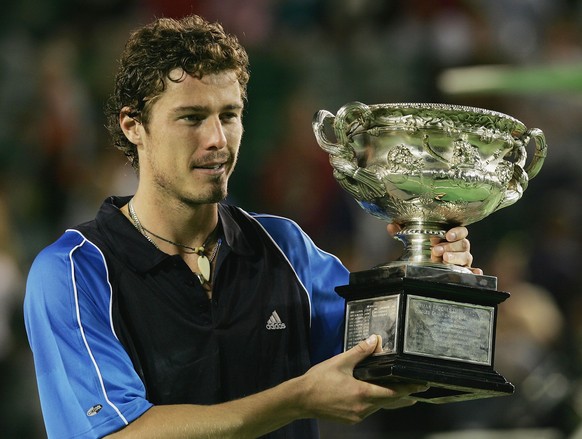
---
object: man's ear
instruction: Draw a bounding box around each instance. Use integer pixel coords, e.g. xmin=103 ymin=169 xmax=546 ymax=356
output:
xmin=120 ymin=107 xmax=143 ymax=145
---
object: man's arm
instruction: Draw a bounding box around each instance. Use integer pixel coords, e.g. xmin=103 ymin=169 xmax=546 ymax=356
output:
xmin=107 ymin=334 xmax=425 ymax=439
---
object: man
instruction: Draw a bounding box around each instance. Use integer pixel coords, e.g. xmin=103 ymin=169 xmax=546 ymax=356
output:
xmin=24 ymin=15 xmax=480 ymax=439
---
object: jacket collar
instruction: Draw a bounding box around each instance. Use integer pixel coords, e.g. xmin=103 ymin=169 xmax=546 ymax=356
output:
xmin=95 ymin=196 xmax=256 ymax=274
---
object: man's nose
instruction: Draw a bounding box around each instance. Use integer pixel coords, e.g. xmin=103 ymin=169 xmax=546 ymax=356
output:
xmin=204 ymin=116 xmax=227 ymax=149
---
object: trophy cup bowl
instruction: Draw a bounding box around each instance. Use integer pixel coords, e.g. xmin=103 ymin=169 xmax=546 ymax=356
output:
xmin=313 ymin=101 xmax=547 ymax=403
xmin=313 ymin=101 xmax=546 ymax=271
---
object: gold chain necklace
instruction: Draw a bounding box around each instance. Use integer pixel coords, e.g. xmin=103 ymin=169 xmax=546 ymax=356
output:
xmin=127 ymin=198 xmax=221 ymax=284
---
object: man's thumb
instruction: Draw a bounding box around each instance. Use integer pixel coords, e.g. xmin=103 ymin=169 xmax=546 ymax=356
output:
xmin=343 ymin=334 xmax=381 ymax=368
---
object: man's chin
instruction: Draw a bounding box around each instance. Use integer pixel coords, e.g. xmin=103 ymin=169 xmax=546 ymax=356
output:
xmin=181 ymin=189 xmax=228 ymax=207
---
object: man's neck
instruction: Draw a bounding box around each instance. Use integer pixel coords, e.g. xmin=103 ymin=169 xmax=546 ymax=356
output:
xmin=121 ymin=194 xmax=219 ymax=249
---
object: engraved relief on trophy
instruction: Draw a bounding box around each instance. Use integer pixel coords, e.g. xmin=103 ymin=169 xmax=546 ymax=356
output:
xmin=384 ymin=146 xmax=422 ymax=174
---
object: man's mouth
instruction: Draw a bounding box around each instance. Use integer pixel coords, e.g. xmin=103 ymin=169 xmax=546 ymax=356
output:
xmin=191 ymin=153 xmax=231 ymax=172
xmin=191 ymin=161 xmax=228 ymax=173
xmin=195 ymin=164 xmax=224 ymax=170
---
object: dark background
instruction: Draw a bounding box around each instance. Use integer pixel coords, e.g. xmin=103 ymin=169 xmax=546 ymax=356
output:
xmin=2 ymin=1 xmax=582 ymax=438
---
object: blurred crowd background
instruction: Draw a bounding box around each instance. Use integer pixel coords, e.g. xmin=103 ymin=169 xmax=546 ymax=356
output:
xmin=2 ymin=0 xmax=582 ymax=438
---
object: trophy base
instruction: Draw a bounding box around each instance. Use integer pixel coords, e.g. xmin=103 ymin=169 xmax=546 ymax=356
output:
xmin=337 ymin=264 xmax=514 ymax=404
xmin=351 ymin=263 xmax=498 ymax=290
xmin=354 ymin=354 xmax=514 ymax=404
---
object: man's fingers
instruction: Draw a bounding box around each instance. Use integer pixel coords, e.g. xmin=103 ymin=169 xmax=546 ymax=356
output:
xmin=382 ymin=398 xmax=418 ymax=409
xmin=387 ymin=223 xmax=401 ymax=236
xmin=446 ymin=251 xmax=473 ymax=267
xmin=432 ymin=226 xmax=473 ymax=267
xmin=342 ymin=334 xmax=380 ymax=368
xmin=364 ymin=381 xmax=429 ymax=403
xmin=392 ymin=224 xmax=481 ymax=272
xmin=470 ymin=267 xmax=484 ymax=275
xmin=373 ymin=335 xmax=383 ymax=354
xmin=445 ymin=226 xmax=468 ymax=241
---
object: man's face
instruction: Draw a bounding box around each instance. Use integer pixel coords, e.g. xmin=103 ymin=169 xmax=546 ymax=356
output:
xmin=136 ymin=70 xmax=244 ymax=206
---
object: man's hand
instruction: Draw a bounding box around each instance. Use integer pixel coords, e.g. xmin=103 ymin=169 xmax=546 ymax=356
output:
xmin=387 ymin=224 xmax=483 ymax=275
xmin=296 ymin=334 xmax=427 ymax=424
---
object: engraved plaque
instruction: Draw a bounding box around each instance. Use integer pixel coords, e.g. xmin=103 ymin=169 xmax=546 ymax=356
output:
xmin=404 ymin=295 xmax=494 ymax=365
xmin=345 ymin=296 xmax=400 ymax=352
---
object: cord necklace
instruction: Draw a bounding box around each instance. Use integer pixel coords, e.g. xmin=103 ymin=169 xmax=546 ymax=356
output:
xmin=127 ymin=198 xmax=221 ymax=284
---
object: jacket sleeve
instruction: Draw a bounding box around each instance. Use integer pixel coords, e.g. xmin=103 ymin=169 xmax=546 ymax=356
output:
xmin=299 ymin=233 xmax=349 ymax=364
xmin=252 ymin=214 xmax=349 ymax=364
xmin=24 ymin=230 xmax=152 ymax=439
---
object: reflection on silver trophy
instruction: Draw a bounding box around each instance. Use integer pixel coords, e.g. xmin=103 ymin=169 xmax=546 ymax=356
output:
xmin=312 ymin=101 xmax=548 ymax=403
xmin=313 ymin=101 xmax=547 ymax=272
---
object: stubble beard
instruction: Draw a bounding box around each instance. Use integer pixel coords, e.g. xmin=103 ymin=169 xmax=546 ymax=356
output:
xmin=150 ymin=165 xmax=230 ymax=208
xmin=164 ymin=176 xmax=228 ymax=207
xmin=190 ymin=180 xmax=228 ymax=206
xmin=148 ymin=150 xmax=238 ymax=208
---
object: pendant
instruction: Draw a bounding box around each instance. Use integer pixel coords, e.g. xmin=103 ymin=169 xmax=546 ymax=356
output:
xmin=198 ymin=254 xmax=211 ymax=283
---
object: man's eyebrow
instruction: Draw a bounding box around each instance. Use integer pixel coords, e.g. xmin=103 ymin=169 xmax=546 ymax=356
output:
xmin=171 ymin=104 xmax=244 ymax=114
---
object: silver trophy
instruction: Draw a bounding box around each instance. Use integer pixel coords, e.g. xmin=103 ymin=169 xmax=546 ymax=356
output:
xmin=313 ymin=102 xmax=547 ymax=403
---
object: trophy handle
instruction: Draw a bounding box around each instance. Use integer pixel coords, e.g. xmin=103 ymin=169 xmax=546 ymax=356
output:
xmin=521 ymin=128 xmax=547 ymax=180
xmin=312 ymin=106 xmax=385 ymax=201
xmin=497 ymin=127 xmax=547 ymax=210
xmin=312 ymin=110 xmax=345 ymax=156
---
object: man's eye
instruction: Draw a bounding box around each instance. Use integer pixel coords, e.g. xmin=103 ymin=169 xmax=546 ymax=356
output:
xmin=182 ymin=114 xmax=204 ymax=123
xmin=221 ymin=112 xmax=239 ymax=122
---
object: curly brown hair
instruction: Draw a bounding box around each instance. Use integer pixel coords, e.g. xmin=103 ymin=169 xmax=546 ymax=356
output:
xmin=105 ymin=15 xmax=250 ymax=170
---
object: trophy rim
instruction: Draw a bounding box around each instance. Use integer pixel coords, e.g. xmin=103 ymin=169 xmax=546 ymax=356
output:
xmin=362 ymin=102 xmax=527 ymax=134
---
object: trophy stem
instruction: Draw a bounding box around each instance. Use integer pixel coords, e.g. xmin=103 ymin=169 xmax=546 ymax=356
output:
xmin=395 ymin=221 xmax=447 ymax=265
xmin=373 ymin=221 xmax=473 ymax=275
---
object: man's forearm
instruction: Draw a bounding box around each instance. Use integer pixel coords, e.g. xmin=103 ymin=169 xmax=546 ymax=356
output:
xmin=106 ymin=335 xmax=424 ymax=438
xmin=106 ymin=375 xmax=307 ymax=439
